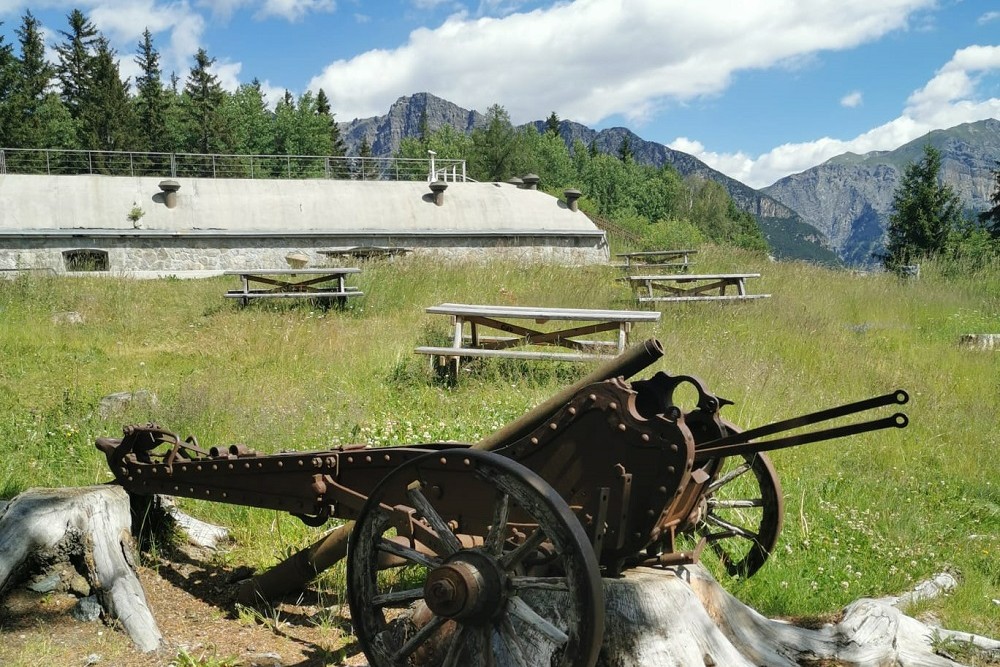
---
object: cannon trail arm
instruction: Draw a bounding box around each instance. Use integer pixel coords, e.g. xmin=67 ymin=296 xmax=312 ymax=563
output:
xmin=694 ymin=389 xmax=909 ymax=461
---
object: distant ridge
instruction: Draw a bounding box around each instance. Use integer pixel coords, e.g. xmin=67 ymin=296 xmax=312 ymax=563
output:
xmin=763 ymin=118 xmax=1000 ymax=266
xmin=339 ymin=92 xmax=840 ymax=264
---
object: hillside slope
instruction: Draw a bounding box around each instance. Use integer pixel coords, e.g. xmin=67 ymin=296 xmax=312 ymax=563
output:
xmin=763 ymin=118 xmax=1000 ymax=266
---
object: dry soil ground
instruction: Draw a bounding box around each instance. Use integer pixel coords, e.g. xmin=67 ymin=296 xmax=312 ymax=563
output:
xmin=0 ymin=541 xmax=370 ymax=667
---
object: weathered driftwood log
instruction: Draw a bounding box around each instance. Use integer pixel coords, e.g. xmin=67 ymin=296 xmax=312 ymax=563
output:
xmin=0 ymin=486 xmax=162 ymax=652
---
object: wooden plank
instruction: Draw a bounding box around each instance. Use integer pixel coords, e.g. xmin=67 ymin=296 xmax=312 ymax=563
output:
xmin=637 ymin=294 xmax=770 ymax=303
xmin=223 ymin=268 xmax=360 ymax=276
xmin=615 ymin=249 xmax=697 ymax=258
xmin=427 ymin=303 xmax=660 ymax=322
xmin=461 ymin=335 xmax=618 ymax=350
xmin=225 ymin=290 xmax=363 ymax=299
xmin=414 ymin=346 xmax=613 ymax=362
xmin=622 ymin=273 xmax=760 ymax=281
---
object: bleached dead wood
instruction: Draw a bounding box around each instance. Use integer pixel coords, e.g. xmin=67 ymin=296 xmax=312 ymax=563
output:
xmin=594 ymin=565 xmax=999 ymax=667
xmin=0 ymin=486 xmax=162 ymax=652
xmin=403 ymin=565 xmax=998 ymax=667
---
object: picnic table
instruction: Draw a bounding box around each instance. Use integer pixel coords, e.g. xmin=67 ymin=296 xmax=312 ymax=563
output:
xmin=621 ymin=273 xmax=770 ymax=303
xmin=614 ymin=249 xmax=697 ymax=272
xmin=415 ymin=303 xmax=661 ymax=372
xmin=224 ymin=268 xmax=362 ymax=308
xmin=318 ymin=246 xmax=411 ymax=262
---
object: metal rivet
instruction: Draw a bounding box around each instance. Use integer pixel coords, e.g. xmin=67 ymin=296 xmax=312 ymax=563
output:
xmin=549 ymin=422 xmax=558 ymax=430
xmin=440 ymin=457 xmax=447 ymax=465
xmin=658 ymin=486 xmax=667 ymax=494
xmin=384 ymin=454 xmax=391 ymax=462
xmin=568 ymin=407 xmax=577 ymax=415
xmin=347 ymin=456 xmax=354 ymax=463
xmin=365 ymin=455 xmax=372 ymax=463
xmin=618 ymin=423 xmax=627 ymax=432
xmin=464 ymin=458 xmax=471 ymax=466
xmin=278 ymin=461 xmax=284 ymax=468
xmin=588 ymin=393 xmax=597 ymax=401
xmin=670 ymin=444 xmax=678 ymax=452
xmin=609 ymin=402 xmax=617 ymax=410
xmin=641 ymin=433 xmax=650 ymax=442
xmin=530 ymin=437 xmax=539 ymax=445
xmin=667 ymin=466 xmax=675 ymax=474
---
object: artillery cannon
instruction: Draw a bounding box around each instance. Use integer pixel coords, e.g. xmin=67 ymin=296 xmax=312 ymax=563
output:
xmin=96 ymin=339 xmax=908 ymax=667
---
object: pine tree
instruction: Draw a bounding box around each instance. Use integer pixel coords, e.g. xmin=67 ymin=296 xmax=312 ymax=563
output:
xmin=183 ymin=48 xmax=226 ymax=154
xmin=618 ymin=135 xmax=633 ymax=163
xmin=470 ymin=103 xmax=524 ymax=182
xmin=545 ymin=111 xmax=561 ymax=136
xmin=882 ymin=144 xmax=965 ymax=270
xmin=315 ymin=88 xmax=346 ymax=156
xmin=11 ymin=11 xmax=60 ymax=148
xmin=79 ymin=37 xmax=138 ymax=153
xmin=55 ymin=9 xmax=99 ymax=121
xmin=133 ymin=29 xmax=168 ymax=152
xmin=0 ymin=23 xmax=17 ymax=147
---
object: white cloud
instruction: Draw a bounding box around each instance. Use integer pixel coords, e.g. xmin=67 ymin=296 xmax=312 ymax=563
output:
xmin=840 ymin=90 xmax=863 ymax=108
xmin=686 ymin=45 xmax=1000 ymax=187
xmin=255 ymin=0 xmax=335 ymax=22
xmin=308 ymin=0 xmax=933 ymax=125
xmin=210 ymin=57 xmax=241 ymax=90
xmin=978 ymin=11 xmax=1000 ymax=25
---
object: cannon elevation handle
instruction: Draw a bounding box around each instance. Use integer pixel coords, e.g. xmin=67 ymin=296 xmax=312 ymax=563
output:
xmin=474 ymin=338 xmax=664 ymax=452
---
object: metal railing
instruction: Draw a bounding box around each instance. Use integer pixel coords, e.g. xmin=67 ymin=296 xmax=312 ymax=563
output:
xmin=0 ymin=148 xmax=468 ymax=183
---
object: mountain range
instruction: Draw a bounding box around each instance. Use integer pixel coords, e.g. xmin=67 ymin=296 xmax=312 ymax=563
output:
xmin=339 ymin=93 xmax=999 ymax=267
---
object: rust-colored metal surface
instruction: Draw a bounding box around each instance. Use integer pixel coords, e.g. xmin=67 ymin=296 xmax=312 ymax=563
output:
xmin=95 ymin=338 xmax=909 ymax=667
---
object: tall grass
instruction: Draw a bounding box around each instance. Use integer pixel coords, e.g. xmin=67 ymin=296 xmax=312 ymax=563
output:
xmin=0 ymin=251 xmax=996 ymax=639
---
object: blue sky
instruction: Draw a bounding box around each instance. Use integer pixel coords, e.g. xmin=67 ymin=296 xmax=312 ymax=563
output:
xmin=2 ymin=0 xmax=998 ymax=188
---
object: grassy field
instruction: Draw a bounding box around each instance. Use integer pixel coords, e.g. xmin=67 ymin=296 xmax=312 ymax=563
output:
xmin=1 ymin=246 xmax=998 ymax=649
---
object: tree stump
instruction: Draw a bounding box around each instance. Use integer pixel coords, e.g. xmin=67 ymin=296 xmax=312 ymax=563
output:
xmin=395 ymin=565 xmax=999 ymax=667
xmin=590 ymin=566 xmax=999 ymax=666
xmin=0 ymin=486 xmax=161 ymax=652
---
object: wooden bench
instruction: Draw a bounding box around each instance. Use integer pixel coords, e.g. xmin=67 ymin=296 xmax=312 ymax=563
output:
xmin=621 ymin=273 xmax=770 ymax=303
xmin=224 ymin=268 xmax=362 ymax=308
xmin=614 ymin=249 xmax=697 ymax=273
xmin=415 ymin=303 xmax=661 ymax=372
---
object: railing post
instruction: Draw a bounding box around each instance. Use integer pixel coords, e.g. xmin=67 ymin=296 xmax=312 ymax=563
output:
xmin=170 ymin=153 xmax=177 ymax=177
xmin=212 ymin=154 xmax=217 ymax=178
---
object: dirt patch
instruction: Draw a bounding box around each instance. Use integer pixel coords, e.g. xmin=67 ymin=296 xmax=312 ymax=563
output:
xmin=0 ymin=544 xmax=369 ymax=667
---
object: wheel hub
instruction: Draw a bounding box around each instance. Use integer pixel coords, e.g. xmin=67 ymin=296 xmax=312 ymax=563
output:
xmin=424 ymin=551 xmax=505 ymax=623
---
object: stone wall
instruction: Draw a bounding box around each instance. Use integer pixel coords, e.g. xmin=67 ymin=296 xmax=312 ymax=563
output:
xmin=1 ymin=233 xmax=608 ymax=276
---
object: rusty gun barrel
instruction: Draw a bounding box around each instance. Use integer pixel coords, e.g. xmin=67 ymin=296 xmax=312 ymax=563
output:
xmin=474 ymin=338 xmax=664 ymax=451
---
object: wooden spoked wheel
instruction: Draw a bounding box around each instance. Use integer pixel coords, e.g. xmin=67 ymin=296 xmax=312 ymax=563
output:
xmin=346 ymin=448 xmax=604 ymax=667
xmin=697 ymin=452 xmax=784 ymax=579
